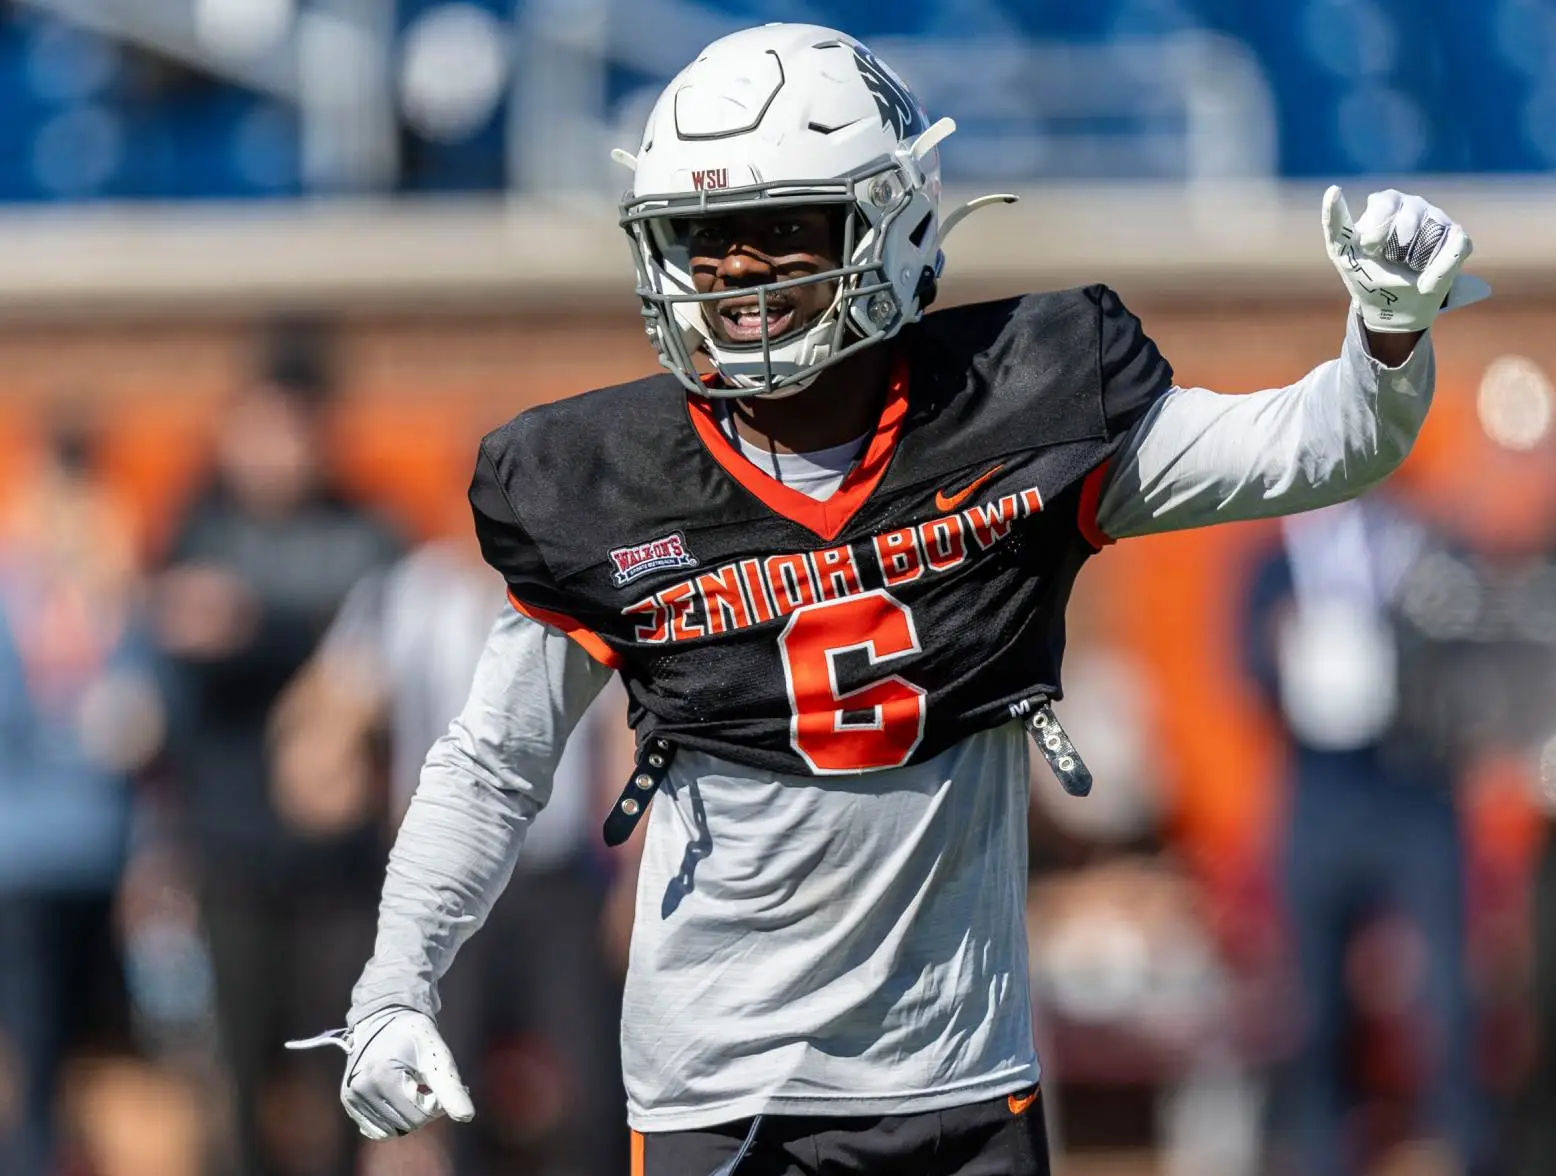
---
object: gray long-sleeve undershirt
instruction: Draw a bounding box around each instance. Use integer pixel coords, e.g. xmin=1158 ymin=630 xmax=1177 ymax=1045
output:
xmin=349 ymin=311 xmax=1432 ymax=1128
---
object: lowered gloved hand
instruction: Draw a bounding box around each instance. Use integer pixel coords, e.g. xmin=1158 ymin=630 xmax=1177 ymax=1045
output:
xmin=1322 ymin=185 xmax=1488 ymax=334
xmin=287 ymin=1006 xmax=474 ymax=1141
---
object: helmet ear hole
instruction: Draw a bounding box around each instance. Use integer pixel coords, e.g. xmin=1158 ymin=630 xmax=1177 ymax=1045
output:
xmin=908 ymin=212 xmax=934 ymax=249
xmin=915 ymin=266 xmax=939 ymax=311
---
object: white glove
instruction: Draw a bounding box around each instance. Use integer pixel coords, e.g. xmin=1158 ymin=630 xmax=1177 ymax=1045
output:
xmin=286 ymin=1007 xmax=474 ymax=1141
xmin=1322 ymin=186 xmax=1488 ymax=334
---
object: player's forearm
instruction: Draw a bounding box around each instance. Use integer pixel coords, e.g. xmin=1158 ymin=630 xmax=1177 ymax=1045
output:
xmin=346 ymin=608 xmax=613 ymax=1026
xmin=1095 ymin=309 xmax=1434 ymax=538
xmin=1362 ymin=327 xmax=1425 ymax=368
xmin=348 ymin=739 xmax=532 ymax=1024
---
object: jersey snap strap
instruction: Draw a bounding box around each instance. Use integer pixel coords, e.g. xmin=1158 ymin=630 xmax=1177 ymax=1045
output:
xmin=603 ymin=736 xmax=676 ymax=847
xmin=1012 ymin=694 xmax=1093 ymax=797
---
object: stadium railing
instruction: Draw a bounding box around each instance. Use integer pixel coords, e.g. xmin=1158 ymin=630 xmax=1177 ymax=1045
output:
xmin=0 ymin=182 xmax=1544 ymax=318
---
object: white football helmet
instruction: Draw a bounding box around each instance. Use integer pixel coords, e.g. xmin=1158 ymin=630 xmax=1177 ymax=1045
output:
xmin=615 ymin=24 xmax=1015 ymax=398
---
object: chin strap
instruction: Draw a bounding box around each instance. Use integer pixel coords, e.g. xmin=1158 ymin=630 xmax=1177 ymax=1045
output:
xmin=907 ymin=118 xmax=1020 ymax=253
xmin=915 ymin=192 xmax=1019 ymax=313
xmin=939 ymin=192 xmax=1020 ymax=246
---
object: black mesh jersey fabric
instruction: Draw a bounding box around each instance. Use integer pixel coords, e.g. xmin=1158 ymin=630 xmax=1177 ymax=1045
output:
xmin=470 ymin=284 xmax=1173 ymax=775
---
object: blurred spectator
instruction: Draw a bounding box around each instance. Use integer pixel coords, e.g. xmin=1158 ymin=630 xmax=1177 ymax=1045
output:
xmin=1519 ymin=792 xmax=1556 ymax=1176
xmin=0 ymin=413 xmax=162 ymax=1175
xmin=151 ymin=319 xmax=403 ymax=1176
xmin=1023 ymin=608 xmax=1267 ymax=1176
xmin=1243 ymin=496 xmax=1495 ymax=1176
xmin=272 ymin=527 xmax=633 ymax=1176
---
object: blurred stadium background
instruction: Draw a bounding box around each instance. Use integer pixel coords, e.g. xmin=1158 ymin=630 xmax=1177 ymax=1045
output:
xmin=0 ymin=2 xmax=1554 ymax=1176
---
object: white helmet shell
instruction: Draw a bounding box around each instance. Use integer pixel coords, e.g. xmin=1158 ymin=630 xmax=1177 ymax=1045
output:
xmin=617 ymin=24 xmax=951 ymax=397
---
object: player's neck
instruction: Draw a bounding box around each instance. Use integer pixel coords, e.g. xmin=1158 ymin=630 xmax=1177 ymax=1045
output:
xmin=725 ymin=348 xmax=891 ymax=456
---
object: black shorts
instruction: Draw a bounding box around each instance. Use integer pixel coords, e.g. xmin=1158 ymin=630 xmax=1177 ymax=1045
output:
xmin=632 ymin=1084 xmax=1049 ymax=1176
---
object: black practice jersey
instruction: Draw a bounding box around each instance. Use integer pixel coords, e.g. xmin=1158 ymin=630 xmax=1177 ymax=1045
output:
xmin=470 ymin=286 xmax=1172 ymax=775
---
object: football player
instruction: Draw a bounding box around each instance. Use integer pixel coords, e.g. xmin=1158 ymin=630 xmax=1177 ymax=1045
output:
xmin=291 ymin=23 xmax=1484 ymax=1176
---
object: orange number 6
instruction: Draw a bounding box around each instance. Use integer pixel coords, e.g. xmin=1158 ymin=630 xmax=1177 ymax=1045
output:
xmin=778 ymin=590 xmax=927 ymax=774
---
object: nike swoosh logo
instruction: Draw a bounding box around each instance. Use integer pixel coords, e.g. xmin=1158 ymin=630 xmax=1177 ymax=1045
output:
xmin=345 ymin=1019 xmax=396 ymax=1086
xmin=935 ymin=464 xmax=1004 ymax=512
xmin=1007 ymin=1086 xmax=1040 ymax=1117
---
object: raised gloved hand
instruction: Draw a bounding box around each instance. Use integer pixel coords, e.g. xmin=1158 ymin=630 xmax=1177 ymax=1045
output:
xmin=286 ymin=1006 xmax=474 ymax=1141
xmin=1322 ymin=186 xmax=1488 ymax=334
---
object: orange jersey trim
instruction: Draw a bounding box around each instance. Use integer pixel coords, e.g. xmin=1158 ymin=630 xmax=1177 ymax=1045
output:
xmin=631 ymin=1130 xmax=645 ymax=1176
xmin=688 ymin=356 xmax=910 ymax=542
xmin=1076 ymin=459 xmax=1115 ymax=549
xmin=507 ymin=589 xmax=623 ymax=669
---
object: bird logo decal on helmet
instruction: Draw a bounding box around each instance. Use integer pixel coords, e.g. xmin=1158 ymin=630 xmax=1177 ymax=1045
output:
xmin=851 ymin=45 xmax=928 ymax=141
